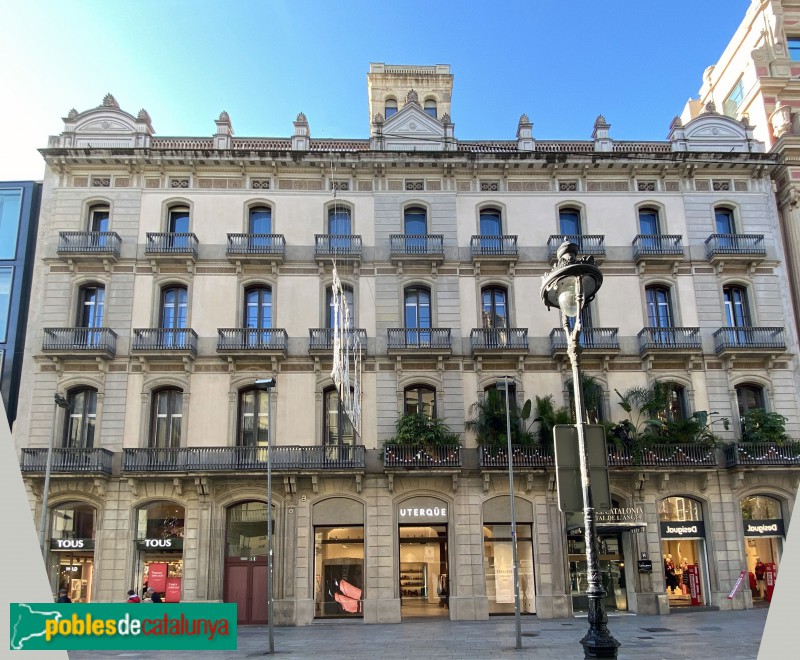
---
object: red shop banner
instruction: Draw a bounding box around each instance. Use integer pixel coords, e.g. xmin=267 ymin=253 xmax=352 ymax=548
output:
xmin=688 ymin=564 xmax=701 ymax=606
xmin=165 ymin=577 xmax=182 ymax=603
xmin=765 ymin=563 xmax=777 ymax=603
xmin=147 ymin=562 xmax=168 ymax=592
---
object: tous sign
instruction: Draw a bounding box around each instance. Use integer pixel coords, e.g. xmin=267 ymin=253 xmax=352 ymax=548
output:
xmin=143 ymin=539 xmax=174 ymax=548
xmin=50 ymin=539 xmax=95 ymax=551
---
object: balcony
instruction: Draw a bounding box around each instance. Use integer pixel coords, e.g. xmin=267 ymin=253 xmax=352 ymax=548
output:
xmin=548 ymin=235 xmax=605 ymax=263
xmin=42 ymin=327 xmax=117 ymax=359
xmin=632 ymin=234 xmax=684 ymax=268
xmin=387 ymin=328 xmax=452 ymax=356
xmin=471 ymin=328 xmax=529 ymax=357
xmin=608 ymin=444 xmax=718 ymax=468
xmin=389 ymin=234 xmax=444 ymax=267
xmin=550 ymin=327 xmax=619 ymax=357
xmin=383 ymin=444 xmax=461 ymax=469
xmin=638 ymin=327 xmax=702 ymax=361
xmin=217 ymin=328 xmax=288 ymax=356
xmin=479 ymin=445 xmax=553 ymax=469
xmin=724 ymin=442 xmax=800 ymax=468
xmin=58 ymin=232 xmax=121 ymax=263
xmin=705 ymin=234 xmax=766 ymax=268
xmin=122 ymin=445 xmax=365 ymax=473
xmin=470 ymin=235 xmax=518 ymax=266
xmin=144 ymin=232 xmax=198 ymax=263
xmin=314 ymin=234 xmax=362 ymax=261
xmin=131 ymin=329 xmax=198 ymax=358
xmin=309 ymin=328 xmax=367 ymax=354
xmin=20 ymin=448 xmax=114 ymax=476
xmin=713 ymin=327 xmax=786 ymax=358
xmin=226 ymin=234 xmax=285 ymax=268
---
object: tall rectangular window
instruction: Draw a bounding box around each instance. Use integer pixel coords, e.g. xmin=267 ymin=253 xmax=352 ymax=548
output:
xmin=0 ymin=189 xmax=22 ymax=259
xmin=0 ymin=267 xmax=12 ymax=342
xmin=724 ymin=79 xmax=745 ymax=117
xmin=788 ymin=37 xmax=800 ymax=61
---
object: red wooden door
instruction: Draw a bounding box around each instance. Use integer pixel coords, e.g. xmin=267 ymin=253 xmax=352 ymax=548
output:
xmin=224 ymin=560 xmax=269 ymax=624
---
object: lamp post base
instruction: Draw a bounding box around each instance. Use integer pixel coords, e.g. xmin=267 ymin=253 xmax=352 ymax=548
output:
xmin=580 ymin=631 xmax=620 ymax=659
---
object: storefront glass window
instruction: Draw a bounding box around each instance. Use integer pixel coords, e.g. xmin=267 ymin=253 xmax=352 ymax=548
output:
xmin=226 ymin=501 xmax=268 ymax=557
xmin=51 ymin=504 xmax=95 ymax=540
xmin=314 ymin=526 xmax=364 ymax=618
xmin=658 ymin=496 xmax=702 ymax=522
xmin=741 ymin=495 xmax=781 ymax=520
xmin=484 ymin=524 xmax=535 ymax=614
xmin=135 ymin=502 xmax=185 ymax=539
xmin=48 ymin=503 xmax=97 ymax=602
xmin=659 ymin=496 xmax=708 ymax=607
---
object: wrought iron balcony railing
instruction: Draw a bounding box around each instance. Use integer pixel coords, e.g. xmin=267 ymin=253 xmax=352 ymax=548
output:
xmin=548 ymin=234 xmax=605 ymax=259
xmin=387 ymin=328 xmax=452 ymax=350
xmin=309 ymin=328 xmax=367 ymax=351
xmin=42 ymin=328 xmax=117 ymax=355
xmin=314 ymin=234 xmax=362 ymax=257
xmin=705 ymin=234 xmax=766 ymax=259
xmin=550 ymin=327 xmax=619 ymax=351
xmin=479 ymin=445 xmax=554 ymax=469
xmin=470 ymin=235 xmax=518 ymax=257
xmin=632 ymin=234 xmax=684 ymax=259
xmin=122 ymin=445 xmax=365 ymax=472
xmin=20 ymin=448 xmax=114 ymax=475
xmin=389 ymin=234 xmax=444 ymax=256
xmin=638 ymin=327 xmax=702 ymax=352
xmin=383 ymin=444 xmax=461 ymax=468
xmin=724 ymin=442 xmax=800 ymax=467
xmin=471 ymin=328 xmax=529 ymax=351
xmin=226 ymin=233 xmax=286 ymax=256
xmin=132 ymin=328 xmax=198 ymax=353
xmin=58 ymin=232 xmax=121 ymax=257
xmin=145 ymin=232 xmax=199 ymax=258
xmin=607 ymin=444 xmax=718 ymax=467
xmin=713 ymin=327 xmax=786 ymax=352
xmin=217 ymin=328 xmax=288 ymax=352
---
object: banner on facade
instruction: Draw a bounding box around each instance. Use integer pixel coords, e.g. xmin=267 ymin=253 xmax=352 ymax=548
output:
xmin=147 ymin=563 xmax=168 ymax=593
xmin=165 ymin=578 xmax=182 ymax=603
xmin=728 ymin=570 xmax=746 ymax=599
xmin=493 ymin=542 xmax=515 ymax=603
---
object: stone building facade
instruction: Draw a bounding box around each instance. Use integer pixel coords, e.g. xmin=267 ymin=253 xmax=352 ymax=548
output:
xmin=13 ymin=63 xmax=800 ymax=624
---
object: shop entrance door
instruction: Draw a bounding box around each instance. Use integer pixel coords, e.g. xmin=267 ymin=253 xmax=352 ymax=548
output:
xmin=569 ymin=533 xmax=627 ymax=612
xmin=399 ymin=525 xmax=448 ymax=618
xmin=224 ymin=559 xmax=268 ymax=624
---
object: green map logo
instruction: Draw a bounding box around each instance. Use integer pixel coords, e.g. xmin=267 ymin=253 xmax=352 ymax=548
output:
xmin=9 ymin=603 xmax=237 ymax=650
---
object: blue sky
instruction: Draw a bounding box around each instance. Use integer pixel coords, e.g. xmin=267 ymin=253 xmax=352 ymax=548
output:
xmin=1 ymin=0 xmax=750 ymax=180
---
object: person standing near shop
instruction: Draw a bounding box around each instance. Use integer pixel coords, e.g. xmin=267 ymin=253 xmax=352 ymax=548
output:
xmin=56 ymin=589 xmax=71 ymax=603
xmin=126 ymin=589 xmax=141 ymax=603
xmin=755 ymin=558 xmax=766 ymax=598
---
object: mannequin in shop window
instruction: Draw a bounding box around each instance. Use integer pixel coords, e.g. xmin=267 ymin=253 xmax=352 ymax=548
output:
xmin=680 ymin=558 xmax=690 ymax=595
xmin=755 ymin=558 xmax=766 ymax=598
xmin=664 ymin=554 xmax=679 ymax=594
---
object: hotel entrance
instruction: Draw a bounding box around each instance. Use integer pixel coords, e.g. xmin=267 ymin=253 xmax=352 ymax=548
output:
xmin=397 ymin=496 xmax=450 ymax=619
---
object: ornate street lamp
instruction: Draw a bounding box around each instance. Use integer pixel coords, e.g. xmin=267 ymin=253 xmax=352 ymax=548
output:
xmin=255 ymin=378 xmax=277 ymax=654
xmin=540 ymin=241 xmax=619 ymax=659
xmin=39 ymin=393 xmax=72 ymax=558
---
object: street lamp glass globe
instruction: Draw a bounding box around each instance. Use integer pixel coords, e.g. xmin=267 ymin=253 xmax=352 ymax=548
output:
xmin=557 ymin=277 xmax=579 ymax=318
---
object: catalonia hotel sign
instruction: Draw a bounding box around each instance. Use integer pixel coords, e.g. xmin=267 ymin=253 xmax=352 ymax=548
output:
xmin=743 ymin=519 xmax=785 ymax=537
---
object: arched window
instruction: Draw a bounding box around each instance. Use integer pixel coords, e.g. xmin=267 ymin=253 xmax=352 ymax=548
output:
xmin=77 ymin=285 xmax=105 ymax=328
xmin=327 ymin=284 xmax=354 ymax=329
xmin=715 ymin=207 xmax=735 ymax=234
xmin=135 ymin=501 xmax=185 ymax=539
xmin=404 ymin=286 xmax=431 ymax=345
xmin=245 ymin=286 xmax=272 ymax=330
xmin=88 ymin=204 xmax=109 ymax=233
xmin=481 ymin=287 xmax=508 ymax=329
xmin=150 ymin=388 xmax=183 ymax=448
xmin=479 ymin=208 xmax=502 ymax=236
xmin=238 ymin=388 xmax=270 ymax=447
xmin=64 ymin=387 xmax=97 ymax=448
xmin=51 ymin=503 xmax=96 ymax=540
xmin=328 ymin=206 xmax=352 ymax=251
xmin=659 ymin=496 xmax=703 ymax=522
xmin=424 ymin=99 xmax=437 ymax=118
xmin=723 ymin=285 xmax=750 ymax=328
xmin=168 ymin=206 xmax=190 ymax=233
xmin=666 ymin=383 xmax=688 ymax=422
xmin=404 ymin=207 xmax=427 ymax=234
xmin=645 ymin=286 xmax=673 ymax=328
xmin=559 ymin=207 xmax=581 ymax=236
xmin=638 ymin=207 xmax=660 ymax=235
xmin=160 ymin=286 xmax=188 ymax=329
xmin=404 ymin=385 xmax=436 ymax=418
xmin=737 ymin=384 xmax=765 ymax=418
xmin=741 ymin=495 xmax=781 ymax=521
xmin=249 ymin=206 xmax=272 ymax=234
xmin=323 ymin=387 xmax=354 ymax=448
xmin=384 ymin=98 xmax=398 ymax=118
xmin=226 ymin=501 xmax=268 ymax=557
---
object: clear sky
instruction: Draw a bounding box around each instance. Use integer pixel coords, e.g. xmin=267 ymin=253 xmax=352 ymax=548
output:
xmin=1 ymin=0 xmax=751 ymax=181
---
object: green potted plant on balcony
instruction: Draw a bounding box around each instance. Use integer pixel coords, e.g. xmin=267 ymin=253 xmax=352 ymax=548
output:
xmin=382 ymin=413 xmax=460 ymax=463
xmin=740 ymin=409 xmax=789 ymax=445
xmin=465 ymin=388 xmax=536 ymax=448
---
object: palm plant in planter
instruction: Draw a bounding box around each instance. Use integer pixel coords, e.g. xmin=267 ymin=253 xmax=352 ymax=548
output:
xmin=382 ymin=413 xmax=460 ymax=459
xmin=465 ymin=388 xmax=536 ymax=448
xmin=740 ymin=409 xmax=789 ymax=444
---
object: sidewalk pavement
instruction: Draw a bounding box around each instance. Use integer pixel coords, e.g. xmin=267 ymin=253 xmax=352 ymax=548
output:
xmin=69 ymin=608 xmax=768 ymax=660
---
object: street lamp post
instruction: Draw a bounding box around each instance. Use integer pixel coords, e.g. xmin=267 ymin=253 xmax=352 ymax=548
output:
xmin=541 ymin=241 xmax=619 ymax=659
xmin=255 ymin=377 xmax=277 ymax=655
xmin=39 ymin=393 xmax=71 ymax=559
xmin=497 ymin=375 xmax=522 ymax=650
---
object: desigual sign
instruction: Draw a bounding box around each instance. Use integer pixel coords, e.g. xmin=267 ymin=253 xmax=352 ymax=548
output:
xmin=744 ymin=519 xmax=785 ymax=537
xmin=660 ymin=521 xmax=705 ymax=538
xmin=50 ymin=539 xmax=95 ymax=551
xmin=136 ymin=538 xmax=184 ymax=550
xmin=397 ymin=497 xmax=448 ymax=523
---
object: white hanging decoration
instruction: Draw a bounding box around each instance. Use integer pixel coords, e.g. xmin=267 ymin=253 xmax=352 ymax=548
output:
xmin=330 ymin=262 xmax=362 ymax=434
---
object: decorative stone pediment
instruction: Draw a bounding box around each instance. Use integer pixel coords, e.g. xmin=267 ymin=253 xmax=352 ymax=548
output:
xmin=50 ymin=95 xmax=154 ymax=149
xmin=378 ymin=100 xmax=451 ymax=151
xmin=669 ymin=112 xmax=763 ymax=153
